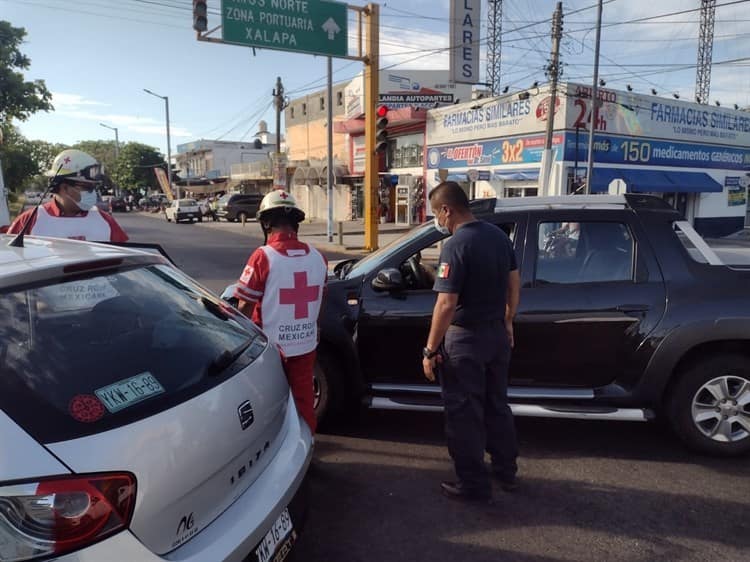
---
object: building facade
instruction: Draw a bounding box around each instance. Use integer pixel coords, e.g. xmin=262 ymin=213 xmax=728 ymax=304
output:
xmin=426 ymin=82 xmax=750 ymax=236
xmin=176 ymin=127 xmax=276 ymax=181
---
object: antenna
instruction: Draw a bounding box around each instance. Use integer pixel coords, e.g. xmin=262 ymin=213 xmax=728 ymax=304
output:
xmin=7 ymin=164 xmax=63 ymax=248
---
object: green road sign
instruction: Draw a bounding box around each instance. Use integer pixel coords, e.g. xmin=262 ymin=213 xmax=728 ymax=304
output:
xmin=222 ymin=0 xmax=348 ymax=58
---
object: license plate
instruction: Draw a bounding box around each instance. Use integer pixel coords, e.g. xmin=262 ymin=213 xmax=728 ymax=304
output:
xmin=255 ymin=508 xmax=295 ymax=562
xmin=94 ymin=372 xmax=165 ymax=413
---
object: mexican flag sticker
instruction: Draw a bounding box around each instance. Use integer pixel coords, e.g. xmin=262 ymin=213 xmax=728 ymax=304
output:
xmin=437 ymin=263 xmax=451 ymax=279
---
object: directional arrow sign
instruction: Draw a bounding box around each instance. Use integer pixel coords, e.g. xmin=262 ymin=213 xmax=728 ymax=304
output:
xmin=222 ymin=0 xmax=348 ymax=58
xmin=321 ymin=17 xmax=341 ymax=40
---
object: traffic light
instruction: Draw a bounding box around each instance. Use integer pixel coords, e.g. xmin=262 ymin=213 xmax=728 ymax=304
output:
xmin=193 ymin=0 xmax=208 ymax=32
xmin=375 ymin=105 xmax=389 ymax=154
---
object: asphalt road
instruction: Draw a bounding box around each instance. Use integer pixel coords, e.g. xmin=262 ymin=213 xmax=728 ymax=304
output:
xmin=118 ymin=211 xmax=750 ymax=561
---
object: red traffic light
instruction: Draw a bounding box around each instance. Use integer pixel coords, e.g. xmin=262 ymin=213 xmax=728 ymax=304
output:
xmin=376 ymin=105 xmax=389 ymax=118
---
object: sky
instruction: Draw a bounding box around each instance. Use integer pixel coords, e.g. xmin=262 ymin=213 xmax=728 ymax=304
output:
xmin=3 ymin=0 xmax=749 ymax=159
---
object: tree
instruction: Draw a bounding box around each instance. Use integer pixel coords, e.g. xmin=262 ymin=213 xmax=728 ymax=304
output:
xmin=0 ymin=21 xmax=52 ymax=125
xmin=111 ymin=142 xmax=165 ymax=191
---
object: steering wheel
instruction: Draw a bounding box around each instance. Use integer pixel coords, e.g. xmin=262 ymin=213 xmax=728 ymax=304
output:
xmin=407 ymin=254 xmax=429 ymax=289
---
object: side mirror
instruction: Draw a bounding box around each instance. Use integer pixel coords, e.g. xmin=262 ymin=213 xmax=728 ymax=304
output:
xmin=371 ymin=268 xmax=405 ymax=292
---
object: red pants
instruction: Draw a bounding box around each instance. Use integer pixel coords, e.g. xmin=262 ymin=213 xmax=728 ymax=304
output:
xmin=284 ymin=351 xmax=317 ymax=434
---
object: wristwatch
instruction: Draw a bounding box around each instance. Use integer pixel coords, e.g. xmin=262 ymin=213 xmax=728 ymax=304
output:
xmin=423 ymin=346 xmax=439 ymax=359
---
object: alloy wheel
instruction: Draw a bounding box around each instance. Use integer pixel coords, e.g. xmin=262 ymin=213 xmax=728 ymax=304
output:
xmin=691 ymin=375 xmax=750 ymax=443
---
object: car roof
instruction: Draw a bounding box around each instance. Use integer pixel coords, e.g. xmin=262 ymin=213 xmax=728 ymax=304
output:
xmin=0 ymin=235 xmax=166 ymax=290
xmin=468 ymin=194 xmax=677 ymax=215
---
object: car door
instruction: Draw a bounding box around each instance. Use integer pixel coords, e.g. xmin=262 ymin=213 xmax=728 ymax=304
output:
xmin=356 ymin=214 xmax=526 ymax=386
xmin=510 ymin=209 xmax=667 ymax=389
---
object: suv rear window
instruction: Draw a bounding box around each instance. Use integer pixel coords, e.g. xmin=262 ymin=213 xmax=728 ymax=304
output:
xmin=0 ymin=265 xmax=267 ymax=443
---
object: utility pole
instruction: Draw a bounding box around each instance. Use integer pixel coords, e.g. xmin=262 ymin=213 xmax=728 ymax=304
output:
xmin=326 ymin=57 xmax=334 ymax=243
xmin=695 ymin=0 xmax=716 ymax=104
xmin=539 ymin=2 xmax=563 ymax=196
xmin=273 ymin=76 xmax=285 ymax=154
xmin=272 ymin=76 xmax=288 ymax=191
xmin=144 ymin=88 xmax=177 ymax=199
xmin=363 ymin=3 xmax=380 ymax=252
xmin=584 ymin=0 xmax=604 ymax=195
xmin=487 ymin=0 xmax=503 ymax=96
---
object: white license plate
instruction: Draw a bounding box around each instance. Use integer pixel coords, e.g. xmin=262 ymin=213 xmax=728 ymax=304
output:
xmin=255 ymin=508 xmax=295 ymax=562
xmin=94 ymin=372 xmax=165 ymax=413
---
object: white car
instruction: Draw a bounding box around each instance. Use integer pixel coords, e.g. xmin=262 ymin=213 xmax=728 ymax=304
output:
xmin=23 ymin=191 xmax=42 ymax=205
xmin=0 ymin=235 xmax=312 ymax=562
xmin=165 ymin=199 xmax=202 ymax=223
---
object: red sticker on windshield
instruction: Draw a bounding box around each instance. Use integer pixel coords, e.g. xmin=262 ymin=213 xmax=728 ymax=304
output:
xmin=69 ymin=394 xmax=105 ymax=423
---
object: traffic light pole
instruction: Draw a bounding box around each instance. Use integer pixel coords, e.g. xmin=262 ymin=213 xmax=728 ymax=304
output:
xmin=363 ymin=3 xmax=379 ymax=252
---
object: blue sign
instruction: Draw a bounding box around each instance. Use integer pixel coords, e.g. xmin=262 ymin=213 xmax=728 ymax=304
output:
xmin=564 ymin=132 xmax=750 ymax=171
xmin=427 ymin=133 xmax=564 ymax=169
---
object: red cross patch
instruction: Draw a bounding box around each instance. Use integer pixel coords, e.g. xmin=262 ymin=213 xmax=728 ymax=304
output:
xmin=239 ymin=265 xmax=254 ymax=284
xmin=279 ymin=271 xmax=320 ymax=319
xmin=279 ymin=191 xmax=289 ymax=199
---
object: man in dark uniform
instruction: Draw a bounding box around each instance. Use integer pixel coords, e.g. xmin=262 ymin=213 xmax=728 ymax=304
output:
xmin=422 ymin=181 xmax=521 ymax=502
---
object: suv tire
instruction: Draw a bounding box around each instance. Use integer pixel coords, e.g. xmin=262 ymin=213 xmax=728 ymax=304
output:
xmin=314 ymin=348 xmax=344 ymax=428
xmin=668 ymin=353 xmax=750 ymax=456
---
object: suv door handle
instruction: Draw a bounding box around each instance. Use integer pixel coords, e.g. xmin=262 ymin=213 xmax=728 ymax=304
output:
xmin=616 ymin=304 xmax=650 ymax=313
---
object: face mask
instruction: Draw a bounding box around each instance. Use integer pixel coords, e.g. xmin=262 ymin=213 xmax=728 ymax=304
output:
xmin=75 ymin=189 xmax=98 ymax=212
xmin=434 ymin=215 xmax=450 ymax=236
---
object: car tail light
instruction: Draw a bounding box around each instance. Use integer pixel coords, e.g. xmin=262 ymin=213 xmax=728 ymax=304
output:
xmin=0 ymin=473 xmax=136 ymax=561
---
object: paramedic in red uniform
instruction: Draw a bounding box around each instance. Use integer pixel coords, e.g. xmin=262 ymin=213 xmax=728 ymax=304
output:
xmin=8 ymin=149 xmax=128 ymax=242
xmin=234 ymin=190 xmax=327 ymax=434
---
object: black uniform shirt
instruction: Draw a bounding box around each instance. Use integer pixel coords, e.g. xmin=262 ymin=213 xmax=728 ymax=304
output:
xmin=432 ymin=220 xmax=517 ymax=327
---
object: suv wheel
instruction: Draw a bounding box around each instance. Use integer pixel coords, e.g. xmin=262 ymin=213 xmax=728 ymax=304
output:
xmin=314 ymin=350 xmax=343 ymax=428
xmin=668 ymin=353 xmax=750 ymax=456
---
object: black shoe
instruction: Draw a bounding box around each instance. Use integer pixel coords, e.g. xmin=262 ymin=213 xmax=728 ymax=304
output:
xmin=491 ymin=472 xmax=519 ymax=492
xmin=440 ymin=481 xmax=493 ymax=503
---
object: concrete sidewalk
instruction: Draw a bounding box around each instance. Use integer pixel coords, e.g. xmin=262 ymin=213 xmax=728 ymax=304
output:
xmin=135 ymin=210 xmax=416 ymax=256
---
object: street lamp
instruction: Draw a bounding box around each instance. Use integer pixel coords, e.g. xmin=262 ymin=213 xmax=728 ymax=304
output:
xmin=143 ymin=88 xmax=177 ymax=199
xmin=100 ymin=122 xmax=120 ymax=196
xmin=99 ymin=122 xmax=120 ymax=160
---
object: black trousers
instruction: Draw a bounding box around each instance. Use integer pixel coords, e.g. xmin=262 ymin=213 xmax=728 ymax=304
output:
xmin=439 ymin=320 xmax=518 ymax=494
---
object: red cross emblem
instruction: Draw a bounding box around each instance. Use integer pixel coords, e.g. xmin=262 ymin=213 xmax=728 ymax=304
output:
xmin=279 ymin=191 xmax=289 ymax=199
xmin=63 ymin=156 xmax=71 ymax=165
xmin=279 ymin=272 xmax=320 ymax=319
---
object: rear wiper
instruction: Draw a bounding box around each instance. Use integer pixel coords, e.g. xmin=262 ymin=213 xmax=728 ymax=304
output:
xmin=206 ymin=338 xmax=254 ymax=376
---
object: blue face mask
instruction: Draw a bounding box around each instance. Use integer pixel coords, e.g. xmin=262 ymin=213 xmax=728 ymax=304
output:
xmin=433 ymin=207 xmax=450 ymax=235
xmin=76 ymin=190 xmax=98 ymax=211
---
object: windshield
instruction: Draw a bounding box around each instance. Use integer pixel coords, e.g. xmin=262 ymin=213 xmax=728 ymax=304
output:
xmin=0 ymin=264 xmax=267 ymax=443
xmin=345 ymin=222 xmax=441 ymax=279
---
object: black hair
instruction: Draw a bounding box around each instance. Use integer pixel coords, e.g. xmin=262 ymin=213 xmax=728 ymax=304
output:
xmin=429 ymin=181 xmax=469 ymax=210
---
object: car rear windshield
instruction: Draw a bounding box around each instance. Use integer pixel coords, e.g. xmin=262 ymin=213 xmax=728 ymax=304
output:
xmin=0 ymin=265 xmax=268 ymax=443
xmin=179 ymin=199 xmax=197 ymax=207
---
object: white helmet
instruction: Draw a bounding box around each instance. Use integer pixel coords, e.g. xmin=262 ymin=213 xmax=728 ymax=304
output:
xmin=256 ymin=190 xmax=305 ymax=222
xmin=46 ymin=149 xmax=101 ymax=184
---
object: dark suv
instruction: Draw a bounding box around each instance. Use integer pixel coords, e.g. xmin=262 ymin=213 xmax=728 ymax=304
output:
xmin=216 ymin=193 xmax=264 ymax=222
xmin=311 ymin=194 xmax=750 ymax=456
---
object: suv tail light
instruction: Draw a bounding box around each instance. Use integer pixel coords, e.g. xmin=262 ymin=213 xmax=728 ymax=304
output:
xmin=0 ymin=473 xmax=136 ymax=561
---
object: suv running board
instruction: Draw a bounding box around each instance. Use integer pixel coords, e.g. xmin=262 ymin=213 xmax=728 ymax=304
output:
xmin=368 ymin=397 xmax=652 ymax=422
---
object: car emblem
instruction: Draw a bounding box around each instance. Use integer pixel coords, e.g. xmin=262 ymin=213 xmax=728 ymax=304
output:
xmin=237 ymin=400 xmax=254 ymax=430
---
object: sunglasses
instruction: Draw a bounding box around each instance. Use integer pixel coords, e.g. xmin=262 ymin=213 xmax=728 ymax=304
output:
xmin=66 ymin=182 xmax=97 ymax=193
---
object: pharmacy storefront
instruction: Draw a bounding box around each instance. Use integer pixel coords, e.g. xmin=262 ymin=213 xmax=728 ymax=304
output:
xmin=425 ymin=87 xmax=567 ymax=200
xmin=426 ymin=83 xmax=750 ymax=236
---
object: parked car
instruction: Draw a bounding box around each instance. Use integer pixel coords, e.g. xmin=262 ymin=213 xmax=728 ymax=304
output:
xmin=0 ymin=234 xmax=311 ymax=561
xmin=297 ymin=194 xmax=750 ymax=456
xmin=165 ymin=198 xmax=202 ymax=223
xmin=95 ymin=193 xmax=110 ymax=213
xmin=23 ymin=191 xmax=42 ymax=205
xmin=109 ymin=196 xmax=128 ymax=212
xmin=216 ymin=193 xmax=264 ymax=222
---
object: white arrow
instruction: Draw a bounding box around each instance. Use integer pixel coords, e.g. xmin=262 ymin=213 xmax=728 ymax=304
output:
xmin=321 ymin=17 xmax=341 ymax=40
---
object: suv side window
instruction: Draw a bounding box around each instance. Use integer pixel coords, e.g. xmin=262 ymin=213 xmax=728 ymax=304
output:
xmin=536 ymin=221 xmax=633 ymax=284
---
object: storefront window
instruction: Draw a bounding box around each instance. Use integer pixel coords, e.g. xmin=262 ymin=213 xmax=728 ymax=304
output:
xmin=392 ymin=134 xmax=424 ymax=169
